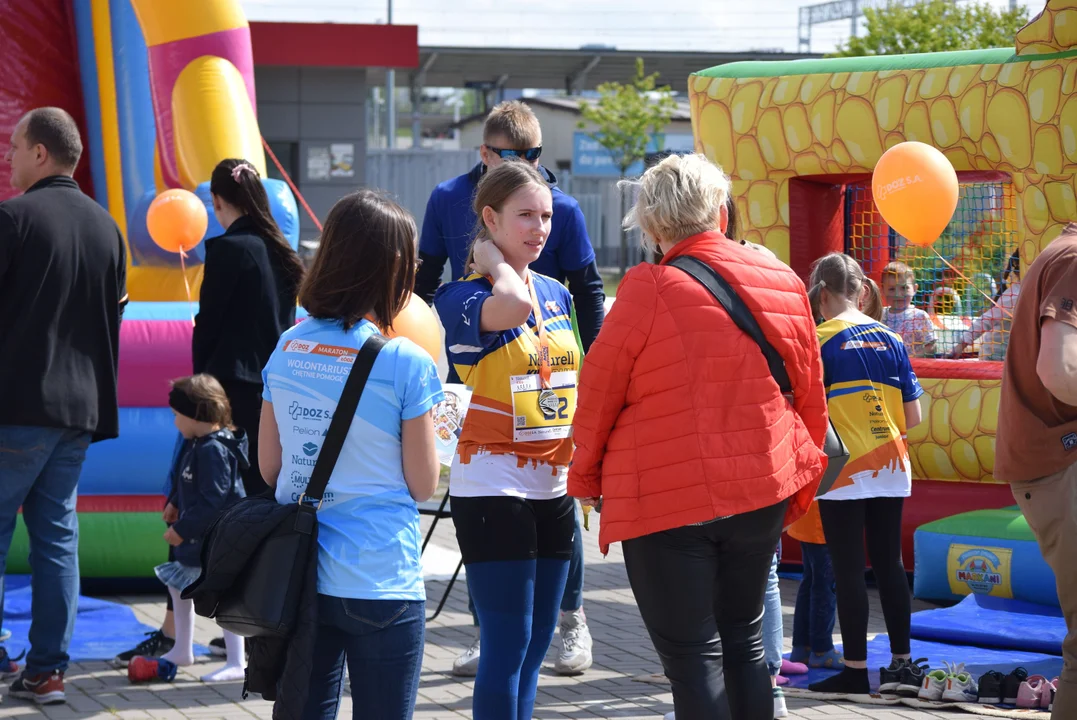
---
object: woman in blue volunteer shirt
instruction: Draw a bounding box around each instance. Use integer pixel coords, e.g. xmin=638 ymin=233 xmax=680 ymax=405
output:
xmin=258 ymin=190 xmax=444 ymax=720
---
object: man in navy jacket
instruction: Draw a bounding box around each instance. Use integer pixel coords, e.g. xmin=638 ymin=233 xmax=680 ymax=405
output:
xmin=415 ymin=101 xmax=598 ymax=678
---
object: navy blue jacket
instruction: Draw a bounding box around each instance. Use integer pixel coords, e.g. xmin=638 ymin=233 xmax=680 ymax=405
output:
xmin=414 ymin=163 xmax=605 ymax=353
xmin=167 ymin=428 xmax=249 ymax=566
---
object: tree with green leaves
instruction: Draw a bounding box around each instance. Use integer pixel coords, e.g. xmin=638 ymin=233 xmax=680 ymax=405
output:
xmin=578 ymin=58 xmax=677 ymax=272
xmin=831 ymin=0 xmax=1029 ymax=57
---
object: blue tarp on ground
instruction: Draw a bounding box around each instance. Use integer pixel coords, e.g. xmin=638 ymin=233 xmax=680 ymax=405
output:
xmin=2 ymin=576 xmax=208 ymax=662
xmin=911 ymin=594 xmax=1066 ymax=655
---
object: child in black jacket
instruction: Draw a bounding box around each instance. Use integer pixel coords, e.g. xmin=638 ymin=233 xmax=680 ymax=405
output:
xmin=130 ymin=374 xmax=248 ymax=684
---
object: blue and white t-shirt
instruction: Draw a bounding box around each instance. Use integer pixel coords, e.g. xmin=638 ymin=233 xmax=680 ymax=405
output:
xmin=262 ymin=318 xmax=444 ymax=601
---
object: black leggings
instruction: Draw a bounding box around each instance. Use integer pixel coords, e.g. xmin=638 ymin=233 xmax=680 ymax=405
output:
xmin=818 ymin=497 xmax=911 ymax=662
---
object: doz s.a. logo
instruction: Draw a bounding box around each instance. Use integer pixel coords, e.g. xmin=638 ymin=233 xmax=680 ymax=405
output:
xmin=947 ymin=544 xmax=1013 ymax=599
xmin=289 ymin=401 xmax=333 ymax=422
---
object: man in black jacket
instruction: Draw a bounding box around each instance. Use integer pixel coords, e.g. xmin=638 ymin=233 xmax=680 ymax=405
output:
xmin=0 ymin=107 xmax=126 ymax=705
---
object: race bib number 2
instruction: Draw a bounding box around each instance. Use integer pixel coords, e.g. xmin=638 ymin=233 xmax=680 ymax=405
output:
xmin=509 ymin=371 xmax=576 ymax=442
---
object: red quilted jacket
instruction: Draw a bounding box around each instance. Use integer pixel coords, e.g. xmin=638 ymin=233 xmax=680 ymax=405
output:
xmin=568 ymin=231 xmax=829 ymax=552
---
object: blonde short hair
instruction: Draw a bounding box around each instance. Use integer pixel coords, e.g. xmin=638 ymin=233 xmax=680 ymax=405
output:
xmin=483 ymin=100 xmax=542 ymax=148
xmin=621 ymin=153 xmax=731 ymax=249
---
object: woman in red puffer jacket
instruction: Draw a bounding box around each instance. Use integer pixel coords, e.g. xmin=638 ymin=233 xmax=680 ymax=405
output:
xmin=568 ymin=153 xmax=829 ymax=720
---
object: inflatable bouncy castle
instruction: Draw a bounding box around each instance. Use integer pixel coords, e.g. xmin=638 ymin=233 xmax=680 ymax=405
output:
xmin=688 ymin=0 xmax=1076 ymax=606
xmin=1 ymin=0 xmax=299 ymax=580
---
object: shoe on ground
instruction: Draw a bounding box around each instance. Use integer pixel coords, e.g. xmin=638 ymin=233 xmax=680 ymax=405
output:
xmin=780 ymin=658 xmax=808 ymax=676
xmin=878 ymin=657 xmax=909 ymax=694
xmin=789 ymin=646 xmax=810 ymax=664
xmin=452 ymin=634 xmax=480 ymax=677
xmin=941 ymin=662 xmax=977 ymax=702
xmin=208 ymin=637 xmax=227 ymax=657
xmin=918 ymin=667 xmax=948 ymax=701
xmin=976 ymin=669 xmax=1005 ymax=704
xmin=663 ymin=714 xmax=675 ymax=720
xmin=1042 ymin=677 xmax=1057 ymax=710
xmin=1002 ymin=666 xmax=1029 ymax=704
xmin=773 ymin=686 xmax=788 ymax=718
xmin=111 ymin=630 xmax=175 ymax=669
xmin=1016 ymin=675 xmax=1050 ymax=709
xmin=896 ymin=657 xmax=930 ymax=697
xmin=128 ymin=656 xmax=178 ymax=684
xmin=808 ymin=649 xmax=844 ymax=670
xmin=0 ymin=647 xmax=24 ymax=681
xmin=8 ymin=671 xmax=65 ymax=705
xmin=554 ymin=608 xmax=593 ymax=676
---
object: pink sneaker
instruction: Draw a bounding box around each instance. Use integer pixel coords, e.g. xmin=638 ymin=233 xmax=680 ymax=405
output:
xmin=1042 ymin=677 xmax=1058 ymax=710
xmin=1016 ymin=675 xmax=1049 ymax=709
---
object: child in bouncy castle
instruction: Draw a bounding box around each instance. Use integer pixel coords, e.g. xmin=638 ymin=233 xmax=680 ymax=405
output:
xmin=128 ymin=375 xmax=248 ymax=684
xmin=880 ymin=262 xmax=937 ymax=358
xmin=788 ymin=504 xmax=843 ymax=670
xmin=951 ymin=248 xmax=1021 ymax=360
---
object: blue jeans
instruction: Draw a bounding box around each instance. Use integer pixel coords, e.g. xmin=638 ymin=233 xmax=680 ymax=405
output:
xmin=762 ymin=545 xmax=783 ymax=677
xmin=792 ymin=541 xmax=837 ymax=653
xmin=467 ymin=500 xmax=584 ymax=624
xmin=0 ymin=426 xmax=88 ymax=676
xmin=302 ymin=594 xmax=425 ymax=720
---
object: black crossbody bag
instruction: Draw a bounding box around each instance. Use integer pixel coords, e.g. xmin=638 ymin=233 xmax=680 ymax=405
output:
xmin=669 ymin=255 xmax=848 ymax=497
xmin=185 ymin=334 xmax=387 ymax=637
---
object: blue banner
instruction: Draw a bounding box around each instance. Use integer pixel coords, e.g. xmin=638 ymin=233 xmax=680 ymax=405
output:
xmin=572 ymin=132 xmax=694 ymax=177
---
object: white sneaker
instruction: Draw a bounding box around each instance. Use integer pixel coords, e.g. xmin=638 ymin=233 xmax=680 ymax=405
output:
xmin=452 ymin=633 xmax=480 ymax=677
xmin=554 ymin=608 xmax=593 ymax=675
xmin=941 ymin=662 xmax=978 ymax=702
xmin=663 ymin=714 xmax=675 ymax=720
xmin=773 ymin=686 xmax=788 ymax=718
xmin=918 ymin=666 xmax=948 ymax=701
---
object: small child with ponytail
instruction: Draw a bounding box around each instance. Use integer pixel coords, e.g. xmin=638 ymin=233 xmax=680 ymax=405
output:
xmin=806 ymin=253 xmax=925 ymax=696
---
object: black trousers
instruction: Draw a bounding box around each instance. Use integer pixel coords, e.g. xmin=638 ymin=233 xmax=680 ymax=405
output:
xmin=622 ymin=500 xmax=788 ymax=720
xmin=220 ymin=379 xmax=267 ymax=497
xmin=818 ymin=496 xmax=911 ymax=662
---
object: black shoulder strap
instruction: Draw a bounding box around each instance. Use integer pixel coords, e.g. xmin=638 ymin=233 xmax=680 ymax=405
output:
xmin=301 ymin=333 xmax=388 ymax=503
xmin=668 ymin=255 xmax=792 ymax=394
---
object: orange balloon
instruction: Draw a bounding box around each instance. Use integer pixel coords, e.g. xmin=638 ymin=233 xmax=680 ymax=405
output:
xmin=871 ymin=141 xmax=958 ymax=247
xmin=146 ymin=189 xmax=208 ymax=253
xmin=386 ymin=293 xmax=442 ymax=362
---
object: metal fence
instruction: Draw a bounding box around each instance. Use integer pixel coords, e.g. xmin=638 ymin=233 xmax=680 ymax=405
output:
xmin=364 ymin=149 xmax=479 ymax=229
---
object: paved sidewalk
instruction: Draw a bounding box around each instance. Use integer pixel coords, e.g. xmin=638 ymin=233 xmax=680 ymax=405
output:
xmin=0 ymin=511 xmax=968 ymax=720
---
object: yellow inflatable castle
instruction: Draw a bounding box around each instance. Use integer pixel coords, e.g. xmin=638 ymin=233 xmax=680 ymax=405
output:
xmin=689 ymin=0 xmax=1077 ymax=546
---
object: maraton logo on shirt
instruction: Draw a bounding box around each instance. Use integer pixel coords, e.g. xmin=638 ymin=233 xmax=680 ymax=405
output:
xmin=283 ymin=340 xmax=357 ymax=363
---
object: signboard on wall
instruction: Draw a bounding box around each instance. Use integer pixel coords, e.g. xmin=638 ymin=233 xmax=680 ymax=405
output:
xmin=572 ymin=133 xmax=694 ymax=177
xmin=307 ymin=146 xmax=330 ymax=181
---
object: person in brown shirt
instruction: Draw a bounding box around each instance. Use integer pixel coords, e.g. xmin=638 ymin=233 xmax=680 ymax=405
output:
xmin=996 ymin=225 xmax=1077 ymax=718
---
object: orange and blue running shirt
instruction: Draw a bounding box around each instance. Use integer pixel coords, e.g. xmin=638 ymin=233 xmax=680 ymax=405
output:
xmin=434 ymin=271 xmax=580 ymax=499
xmin=816 ymin=318 xmax=924 ymax=501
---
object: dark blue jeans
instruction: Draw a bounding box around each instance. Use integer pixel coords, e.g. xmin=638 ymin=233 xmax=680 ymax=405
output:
xmin=467 ymin=501 xmax=584 ymax=623
xmin=792 ymin=541 xmax=837 ymax=653
xmin=302 ymin=595 xmax=425 ymax=720
xmin=0 ymin=427 xmax=88 ymax=676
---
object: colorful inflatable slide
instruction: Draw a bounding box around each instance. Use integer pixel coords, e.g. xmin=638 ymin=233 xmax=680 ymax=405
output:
xmin=1 ymin=0 xmax=299 ymax=580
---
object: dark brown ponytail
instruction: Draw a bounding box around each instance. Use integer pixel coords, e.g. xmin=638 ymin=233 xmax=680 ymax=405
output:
xmin=210 ymin=158 xmax=305 ymax=293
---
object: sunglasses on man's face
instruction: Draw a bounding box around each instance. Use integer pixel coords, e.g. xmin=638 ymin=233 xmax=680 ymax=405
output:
xmin=486 ymin=145 xmax=542 ymax=162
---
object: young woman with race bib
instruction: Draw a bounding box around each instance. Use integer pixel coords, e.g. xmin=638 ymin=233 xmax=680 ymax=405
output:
xmin=434 ymin=160 xmax=580 ymax=720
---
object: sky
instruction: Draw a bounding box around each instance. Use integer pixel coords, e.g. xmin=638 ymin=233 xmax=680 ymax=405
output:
xmin=242 ymin=0 xmax=1039 ymax=56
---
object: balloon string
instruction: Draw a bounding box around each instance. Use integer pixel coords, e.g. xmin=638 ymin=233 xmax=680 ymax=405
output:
xmin=180 ymin=247 xmax=195 ymax=327
xmin=928 ymin=246 xmax=1014 ymax=320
